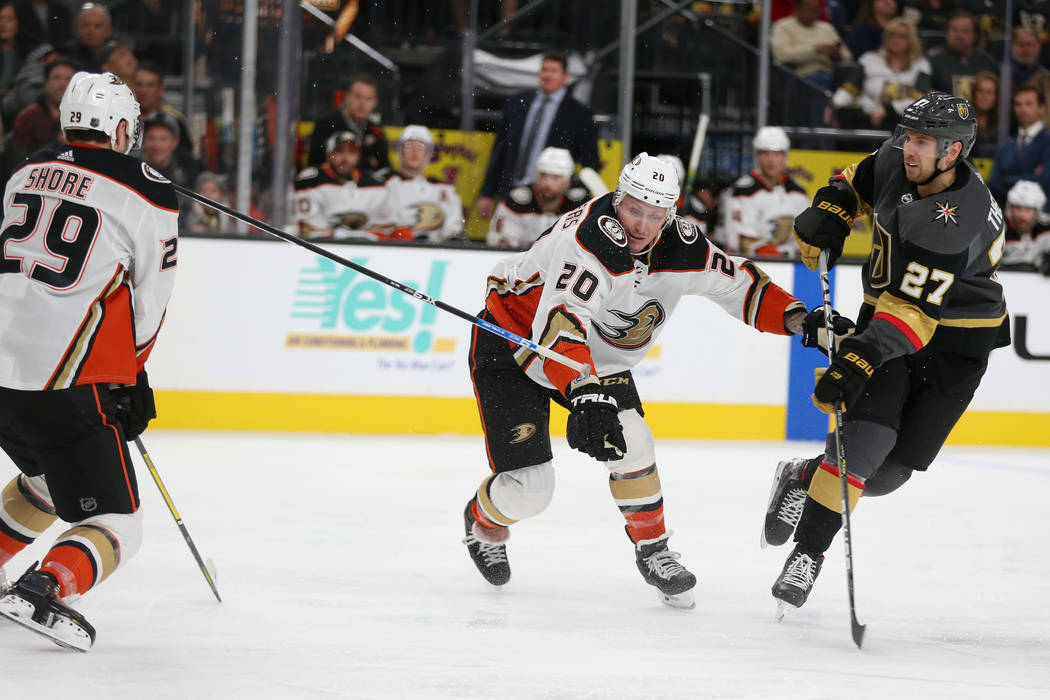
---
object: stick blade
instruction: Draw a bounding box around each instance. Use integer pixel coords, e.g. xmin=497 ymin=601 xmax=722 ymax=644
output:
xmin=851 ymin=615 xmax=866 ymax=649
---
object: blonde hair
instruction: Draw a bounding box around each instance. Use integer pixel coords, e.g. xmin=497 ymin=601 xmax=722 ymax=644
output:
xmin=881 ymin=18 xmax=923 ymax=64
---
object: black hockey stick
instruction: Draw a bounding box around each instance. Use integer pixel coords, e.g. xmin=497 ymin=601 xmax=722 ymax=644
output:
xmin=133 ymin=437 xmax=222 ymax=603
xmin=817 ymin=250 xmax=866 ymax=649
xmin=170 ymin=183 xmax=592 ymax=377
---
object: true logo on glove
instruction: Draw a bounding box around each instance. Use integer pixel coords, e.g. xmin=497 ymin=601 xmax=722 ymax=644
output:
xmin=816 ymin=200 xmax=853 ymax=225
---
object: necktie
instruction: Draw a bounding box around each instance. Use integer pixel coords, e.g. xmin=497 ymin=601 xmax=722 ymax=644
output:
xmin=514 ymin=96 xmax=551 ymax=184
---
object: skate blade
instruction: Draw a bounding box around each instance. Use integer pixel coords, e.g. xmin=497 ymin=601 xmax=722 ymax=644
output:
xmin=0 ymin=598 xmax=92 ymax=652
xmin=658 ymin=590 xmax=695 ymax=610
xmin=774 ymin=599 xmax=798 ymax=623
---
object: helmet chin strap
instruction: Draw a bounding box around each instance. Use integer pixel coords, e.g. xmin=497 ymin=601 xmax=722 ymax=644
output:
xmin=918 ymin=150 xmax=961 ymax=186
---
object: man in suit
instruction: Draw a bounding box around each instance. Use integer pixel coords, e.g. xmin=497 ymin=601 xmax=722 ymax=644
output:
xmin=989 ymin=84 xmax=1050 ymax=210
xmin=476 ymin=51 xmax=600 ymax=219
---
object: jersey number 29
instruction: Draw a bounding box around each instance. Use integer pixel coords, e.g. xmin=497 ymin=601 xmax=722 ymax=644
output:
xmin=0 ymin=192 xmax=101 ymax=289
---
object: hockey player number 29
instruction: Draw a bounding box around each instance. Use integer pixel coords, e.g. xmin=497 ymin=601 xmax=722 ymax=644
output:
xmin=0 ymin=192 xmax=101 ymax=289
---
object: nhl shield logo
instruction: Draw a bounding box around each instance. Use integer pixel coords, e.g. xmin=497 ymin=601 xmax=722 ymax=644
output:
xmin=80 ymin=497 xmax=98 ymax=512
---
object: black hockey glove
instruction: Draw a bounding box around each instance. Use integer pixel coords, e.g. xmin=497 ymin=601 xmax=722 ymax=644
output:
xmin=812 ymin=338 xmax=881 ymax=414
xmin=112 ymin=370 xmax=157 ymax=441
xmin=793 ymin=185 xmax=857 ymax=270
xmin=801 ymin=307 xmax=856 ymax=357
xmin=566 ymin=377 xmax=627 ymax=462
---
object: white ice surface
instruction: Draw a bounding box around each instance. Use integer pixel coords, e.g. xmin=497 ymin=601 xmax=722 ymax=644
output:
xmin=2 ymin=432 xmax=1048 ymax=699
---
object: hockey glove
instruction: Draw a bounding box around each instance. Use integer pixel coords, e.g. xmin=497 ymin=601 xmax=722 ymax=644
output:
xmin=793 ymin=185 xmax=857 ymax=270
xmin=801 ymin=308 xmax=856 ymax=357
xmin=812 ymin=338 xmax=881 ymax=414
xmin=112 ymin=370 xmax=157 ymax=441
xmin=566 ymin=377 xmax=627 ymax=462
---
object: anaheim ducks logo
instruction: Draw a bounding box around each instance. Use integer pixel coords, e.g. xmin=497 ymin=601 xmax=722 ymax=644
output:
xmin=509 ymin=423 xmax=537 ymax=444
xmin=676 ymin=217 xmax=698 ymax=243
xmin=593 ymin=300 xmax=666 ymax=350
xmin=598 ymin=215 xmax=627 ymax=247
xmin=411 ymin=202 xmax=445 ymax=231
xmin=337 ymin=211 xmax=369 ymax=229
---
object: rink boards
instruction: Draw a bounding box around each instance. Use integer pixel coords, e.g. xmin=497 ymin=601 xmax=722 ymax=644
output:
xmin=149 ymin=237 xmax=1050 ymax=445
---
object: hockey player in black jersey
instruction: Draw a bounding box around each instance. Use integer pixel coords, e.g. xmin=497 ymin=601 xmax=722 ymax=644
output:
xmin=763 ymin=93 xmax=1010 ymax=617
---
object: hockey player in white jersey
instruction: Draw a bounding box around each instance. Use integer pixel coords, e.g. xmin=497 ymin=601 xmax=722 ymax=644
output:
xmin=463 ymin=153 xmax=808 ymax=609
xmin=725 ymin=126 xmax=809 ymax=257
xmin=292 ymin=130 xmax=389 ymax=240
xmin=0 ymin=72 xmax=179 ymax=651
xmin=486 ymin=146 xmax=590 ymax=249
xmin=368 ymin=125 xmax=464 ymax=242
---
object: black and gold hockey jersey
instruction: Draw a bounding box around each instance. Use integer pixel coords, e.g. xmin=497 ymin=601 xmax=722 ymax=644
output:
xmin=835 ymin=140 xmax=1009 ymax=360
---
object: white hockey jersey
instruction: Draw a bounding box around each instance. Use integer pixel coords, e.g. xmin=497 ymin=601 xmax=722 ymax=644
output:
xmin=371 ymin=171 xmax=464 ymax=241
xmin=292 ymin=164 xmax=388 ymax=240
xmin=0 ymin=145 xmax=179 ymax=390
xmin=486 ymin=183 xmax=591 ymax=249
xmin=725 ymin=170 xmax=809 ymax=257
xmin=484 ymin=193 xmax=803 ymax=393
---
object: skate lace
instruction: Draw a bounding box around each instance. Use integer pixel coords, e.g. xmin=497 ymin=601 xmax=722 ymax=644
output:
xmin=645 ymin=549 xmax=687 ymax=579
xmin=462 ymin=533 xmax=508 ymax=566
xmin=777 ymin=487 xmax=807 ymax=526
xmin=781 ymin=552 xmax=819 ymax=589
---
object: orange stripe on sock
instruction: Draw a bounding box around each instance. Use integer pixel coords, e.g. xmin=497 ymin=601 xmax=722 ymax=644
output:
xmin=624 ymin=506 xmax=665 ymax=543
xmin=0 ymin=532 xmax=26 ymax=567
xmin=41 ymin=544 xmax=96 ymax=598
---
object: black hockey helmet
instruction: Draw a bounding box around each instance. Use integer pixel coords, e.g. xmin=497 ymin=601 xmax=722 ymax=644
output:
xmin=893 ymin=92 xmax=977 ymax=160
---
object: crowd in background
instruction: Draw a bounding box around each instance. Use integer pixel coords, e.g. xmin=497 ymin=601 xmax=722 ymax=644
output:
xmin=0 ymin=0 xmax=1048 ymax=270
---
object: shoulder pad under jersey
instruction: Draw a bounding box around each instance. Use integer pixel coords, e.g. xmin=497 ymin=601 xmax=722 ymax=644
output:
xmin=509 ymin=186 xmax=533 ymax=205
xmin=899 ymin=168 xmax=994 ymax=255
xmin=647 ymin=217 xmax=711 ymax=272
xmin=732 ymin=174 xmax=759 ymax=195
xmin=295 ymin=166 xmax=335 ymax=189
xmin=571 ymin=194 xmax=638 ymax=275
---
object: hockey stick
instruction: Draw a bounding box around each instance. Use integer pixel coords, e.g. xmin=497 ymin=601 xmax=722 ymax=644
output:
xmin=170 ymin=183 xmax=591 ymax=378
xmin=133 ymin=437 xmax=222 ymax=603
xmin=685 ymin=112 xmax=709 ymax=193
xmin=817 ymin=250 xmax=865 ymax=649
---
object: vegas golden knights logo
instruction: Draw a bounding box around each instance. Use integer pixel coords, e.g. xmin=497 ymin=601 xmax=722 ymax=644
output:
xmin=593 ymin=300 xmax=666 ymax=350
xmin=956 ymin=103 xmax=969 ymax=120
xmin=868 ymin=214 xmax=892 ymax=288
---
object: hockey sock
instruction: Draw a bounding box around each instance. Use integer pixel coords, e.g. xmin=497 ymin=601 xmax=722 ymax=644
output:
xmin=40 ymin=524 xmax=122 ymax=599
xmin=610 ymin=464 xmax=665 ymax=543
xmin=0 ymin=475 xmax=58 ymax=567
xmin=794 ymin=460 xmax=866 ymax=553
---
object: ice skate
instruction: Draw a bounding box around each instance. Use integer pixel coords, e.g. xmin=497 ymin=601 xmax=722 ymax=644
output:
xmin=462 ymin=502 xmax=511 ymax=586
xmin=762 ymin=457 xmax=811 ymax=548
xmin=0 ymin=564 xmax=95 ymax=652
xmin=635 ymin=532 xmax=697 ymax=610
xmin=772 ymin=544 xmax=824 ymax=621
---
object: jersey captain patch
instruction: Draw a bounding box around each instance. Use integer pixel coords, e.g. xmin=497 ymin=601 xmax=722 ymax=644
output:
xmin=932 ymin=201 xmax=959 ymax=225
xmin=597 ymin=215 xmax=627 ymax=247
xmin=142 ymin=163 xmax=170 ymax=183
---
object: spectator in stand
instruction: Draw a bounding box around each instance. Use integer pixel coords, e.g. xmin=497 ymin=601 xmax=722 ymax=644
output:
xmin=770 ymin=0 xmax=853 ymax=127
xmin=184 ymin=171 xmax=235 ymax=235
xmin=678 ymin=175 xmax=730 ymax=249
xmin=372 ymin=125 xmax=464 ymax=242
xmin=844 ymin=0 xmax=899 ymax=59
xmin=972 ymin=70 xmax=1000 ymax=156
xmin=307 ymin=73 xmax=389 ymax=172
xmin=899 ymin=0 xmax=954 ymax=33
xmin=13 ymin=0 xmax=71 ymax=48
xmin=989 ymin=84 xmax=1050 ymax=207
xmin=132 ymin=61 xmax=193 ymax=156
xmin=6 ymin=57 xmax=73 ymax=170
xmin=1011 ymin=26 xmax=1048 ymax=93
xmin=0 ymin=41 xmax=54 ymax=127
xmin=833 ymin=17 xmax=930 ymax=130
xmin=725 ymin=126 xmax=810 ymax=257
xmin=100 ymin=41 xmax=136 ymax=85
xmin=141 ymin=113 xmax=200 ymax=190
xmin=293 ymin=130 xmax=390 ymax=240
xmin=926 ymin=9 xmax=998 ymax=101
xmin=476 ymin=51 xmax=600 ymax=218
xmin=1027 ymin=70 xmax=1050 ymax=130
xmin=0 ymin=2 xmax=34 ymax=114
xmin=1002 ymin=180 xmax=1050 ymax=270
xmin=486 ymin=146 xmax=590 ymax=249
xmin=62 ymin=2 xmax=113 ymax=73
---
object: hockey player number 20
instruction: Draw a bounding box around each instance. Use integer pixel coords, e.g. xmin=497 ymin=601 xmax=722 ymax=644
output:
xmin=554 ymin=262 xmax=599 ymax=302
xmin=0 ymin=192 xmax=101 ymax=289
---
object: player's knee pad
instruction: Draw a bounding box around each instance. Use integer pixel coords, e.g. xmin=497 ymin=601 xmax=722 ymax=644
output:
xmin=606 ymin=409 xmax=656 ymax=475
xmin=864 ymin=459 xmax=914 ymax=497
xmin=483 ymin=461 xmax=555 ymax=523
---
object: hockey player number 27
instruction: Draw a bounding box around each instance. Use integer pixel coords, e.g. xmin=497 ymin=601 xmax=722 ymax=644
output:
xmin=0 ymin=192 xmax=101 ymax=289
xmin=899 ymin=261 xmax=955 ymax=305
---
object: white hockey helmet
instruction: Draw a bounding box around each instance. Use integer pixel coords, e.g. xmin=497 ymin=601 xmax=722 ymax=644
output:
xmin=397 ymin=124 xmax=434 ymax=156
xmin=753 ymin=126 xmax=790 ymax=154
xmin=534 ymin=146 xmax=574 ymax=178
xmin=60 ymin=71 xmax=141 ymax=153
xmin=656 ymin=154 xmax=686 ymax=190
xmin=1007 ymin=180 xmax=1047 ymax=211
xmin=613 ymin=152 xmax=680 ymax=227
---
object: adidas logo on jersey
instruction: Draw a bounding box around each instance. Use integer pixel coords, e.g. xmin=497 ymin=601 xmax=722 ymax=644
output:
xmin=57 ymin=150 xmax=74 ymax=162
